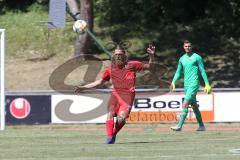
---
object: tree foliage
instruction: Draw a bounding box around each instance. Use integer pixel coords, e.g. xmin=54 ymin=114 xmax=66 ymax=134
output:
xmin=0 ymin=0 xmax=48 ymax=13
xmin=92 ymin=0 xmax=240 ymax=56
xmin=95 ymin=0 xmax=240 ymax=37
xmin=1 ymin=0 xmax=240 ymax=53
xmin=2 ymin=0 xmax=240 ymax=39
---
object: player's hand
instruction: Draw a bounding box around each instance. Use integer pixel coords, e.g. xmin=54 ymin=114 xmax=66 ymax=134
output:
xmin=75 ymin=85 xmax=85 ymax=94
xmin=169 ymin=82 xmax=175 ymax=92
xmin=147 ymin=44 xmax=155 ymax=55
xmin=204 ymin=84 xmax=212 ymax=94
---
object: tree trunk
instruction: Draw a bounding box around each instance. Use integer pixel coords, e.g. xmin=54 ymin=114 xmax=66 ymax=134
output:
xmin=67 ymin=0 xmax=93 ymax=57
xmin=75 ymin=0 xmax=93 ymax=57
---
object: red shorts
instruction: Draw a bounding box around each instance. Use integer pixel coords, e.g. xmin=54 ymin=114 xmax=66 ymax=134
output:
xmin=108 ymin=91 xmax=135 ymax=116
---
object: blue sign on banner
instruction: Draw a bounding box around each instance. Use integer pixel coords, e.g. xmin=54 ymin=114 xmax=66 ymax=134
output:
xmin=5 ymin=95 xmax=51 ymax=125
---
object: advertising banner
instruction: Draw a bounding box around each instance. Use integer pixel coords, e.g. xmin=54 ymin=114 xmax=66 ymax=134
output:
xmin=6 ymin=95 xmax=51 ymax=124
xmin=129 ymin=93 xmax=214 ymax=123
xmin=214 ymin=92 xmax=240 ymax=122
xmin=52 ymin=92 xmax=214 ymax=123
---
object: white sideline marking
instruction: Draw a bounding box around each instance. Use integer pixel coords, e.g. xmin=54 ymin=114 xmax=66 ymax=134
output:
xmin=229 ymin=148 xmax=240 ymax=154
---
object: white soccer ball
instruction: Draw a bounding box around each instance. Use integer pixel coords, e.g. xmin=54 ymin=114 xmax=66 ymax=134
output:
xmin=73 ymin=20 xmax=87 ymax=34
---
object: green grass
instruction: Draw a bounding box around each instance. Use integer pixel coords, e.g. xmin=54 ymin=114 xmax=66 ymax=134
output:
xmin=1 ymin=123 xmax=240 ymax=160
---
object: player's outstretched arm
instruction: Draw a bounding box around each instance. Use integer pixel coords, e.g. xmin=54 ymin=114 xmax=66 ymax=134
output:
xmin=75 ymin=79 xmax=105 ymax=93
xmin=144 ymin=44 xmax=155 ymax=70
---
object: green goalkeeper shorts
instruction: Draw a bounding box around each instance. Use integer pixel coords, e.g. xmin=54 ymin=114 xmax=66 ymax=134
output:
xmin=184 ymin=85 xmax=199 ymax=103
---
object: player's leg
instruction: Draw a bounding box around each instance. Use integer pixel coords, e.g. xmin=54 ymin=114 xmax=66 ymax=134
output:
xmin=192 ymin=102 xmax=206 ymax=131
xmin=113 ymin=111 xmax=129 ymax=135
xmin=111 ymin=108 xmax=131 ymax=144
xmin=105 ymin=94 xmax=118 ymax=144
xmin=171 ymin=102 xmax=189 ymax=131
xmin=188 ymin=86 xmax=206 ymax=131
xmin=105 ymin=106 xmax=115 ymax=144
xmin=113 ymin=93 xmax=134 ymax=136
xmin=171 ymin=87 xmax=191 ymax=131
xmin=178 ymin=102 xmax=189 ymax=128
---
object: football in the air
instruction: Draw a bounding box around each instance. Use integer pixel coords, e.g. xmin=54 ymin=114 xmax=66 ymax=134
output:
xmin=73 ymin=20 xmax=87 ymax=34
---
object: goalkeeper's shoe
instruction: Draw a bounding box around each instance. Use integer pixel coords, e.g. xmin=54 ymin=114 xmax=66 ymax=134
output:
xmin=196 ymin=126 xmax=206 ymax=131
xmin=170 ymin=126 xmax=182 ymax=131
xmin=105 ymin=135 xmax=116 ymax=144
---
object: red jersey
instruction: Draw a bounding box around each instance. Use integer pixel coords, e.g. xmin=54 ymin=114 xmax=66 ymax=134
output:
xmin=102 ymin=61 xmax=145 ymax=94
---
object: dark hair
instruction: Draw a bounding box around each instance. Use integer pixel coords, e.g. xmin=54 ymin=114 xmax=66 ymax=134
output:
xmin=183 ymin=40 xmax=191 ymax=44
xmin=113 ymin=45 xmax=126 ymax=54
xmin=105 ymin=41 xmax=132 ymax=51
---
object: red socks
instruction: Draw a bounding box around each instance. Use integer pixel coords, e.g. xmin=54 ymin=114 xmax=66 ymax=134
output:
xmin=106 ymin=119 xmax=126 ymax=137
xmin=106 ymin=119 xmax=114 ymax=138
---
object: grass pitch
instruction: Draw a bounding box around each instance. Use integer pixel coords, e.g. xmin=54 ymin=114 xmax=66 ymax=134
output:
xmin=0 ymin=123 xmax=240 ymax=160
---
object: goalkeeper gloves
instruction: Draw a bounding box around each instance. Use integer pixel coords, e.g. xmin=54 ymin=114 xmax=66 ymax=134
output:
xmin=169 ymin=82 xmax=175 ymax=92
xmin=204 ymin=84 xmax=212 ymax=94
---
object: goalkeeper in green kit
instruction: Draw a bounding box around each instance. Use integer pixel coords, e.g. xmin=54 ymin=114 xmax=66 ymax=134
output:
xmin=170 ymin=40 xmax=212 ymax=131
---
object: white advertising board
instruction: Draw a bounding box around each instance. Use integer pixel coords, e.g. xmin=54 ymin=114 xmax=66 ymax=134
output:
xmin=214 ymin=92 xmax=240 ymax=122
xmin=52 ymin=92 xmax=214 ymax=123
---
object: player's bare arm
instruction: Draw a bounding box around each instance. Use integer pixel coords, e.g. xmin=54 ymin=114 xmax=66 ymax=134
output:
xmin=144 ymin=44 xmax=155 ymax=70
xmin=75 ymin=79 xmax=106 ymax=93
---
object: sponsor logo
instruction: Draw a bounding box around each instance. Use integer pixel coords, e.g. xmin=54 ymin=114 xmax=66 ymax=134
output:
xmin=10 ymin=98 xmax=31 ymax=119
xmin=129 ymin=95 xmax=214 ymax=122
xmin=53 ymin=95 xmax=109 ymax=122
xmin=134 ymin=98 xmax=186 ymax=109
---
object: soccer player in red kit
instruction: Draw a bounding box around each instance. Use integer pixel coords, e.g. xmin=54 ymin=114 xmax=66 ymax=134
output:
xmin=75 ymin=44 xmax=155 ymax=144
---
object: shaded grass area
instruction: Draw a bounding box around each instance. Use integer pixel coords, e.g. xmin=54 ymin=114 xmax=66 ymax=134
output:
xmin=1 ymin=123 xmax=240 ymax=160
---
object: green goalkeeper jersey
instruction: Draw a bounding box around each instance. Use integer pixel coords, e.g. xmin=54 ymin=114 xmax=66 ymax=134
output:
xmin=172 ymin=52 xmax=209 ymax=87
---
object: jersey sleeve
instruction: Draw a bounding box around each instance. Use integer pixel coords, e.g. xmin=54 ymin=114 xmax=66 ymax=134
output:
xmin=197 ymin=55 xmax=209 ymax=85
xmin=101 ymin=67 xmax=111 ymax=81
xmin=130 ymin=61 xmax=145 ymax=72
xmin=172 ymin=58 xmax=183 ymax=84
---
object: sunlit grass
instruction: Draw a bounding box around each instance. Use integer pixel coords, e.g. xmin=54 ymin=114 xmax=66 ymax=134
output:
xmin=0 ymin=123 xmax=240 ymax=160
xmin=0 ymin=11 xmax=75 ymax=59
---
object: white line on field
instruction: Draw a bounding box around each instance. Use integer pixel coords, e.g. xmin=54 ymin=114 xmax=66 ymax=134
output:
xmin=229 ymin=148 xmax=240 ymax=154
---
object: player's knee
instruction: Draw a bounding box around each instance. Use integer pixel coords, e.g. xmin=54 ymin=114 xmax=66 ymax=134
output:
xmin=192 ymin=103 xmax=199 ymax=108
xmin=107 ymin=111 xmax=115 ymax=119
xmin=117 ymin=115 xmax=126 ymax=124
xmin=119 ymin=111 xmax=129 ymax=118
xmin=182 ymin=102 xmax=189 ymax=108
xmin=118 ymin=111 xmax=128 ymax=121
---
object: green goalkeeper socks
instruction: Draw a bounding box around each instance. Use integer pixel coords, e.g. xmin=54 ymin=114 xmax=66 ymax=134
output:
xmin=193 ymin=107 xmax=204 ymax=127
xmin=177 ymin=107 xmax=188 ymax=128
xmin=177 ymin=106 xmax=204 ymax=128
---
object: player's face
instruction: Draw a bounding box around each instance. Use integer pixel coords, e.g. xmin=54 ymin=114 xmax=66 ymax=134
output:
xmin=113 ymin=49 xmax=126 ymax=66
xmin=183 ymin=43 xmax=192 ymax=54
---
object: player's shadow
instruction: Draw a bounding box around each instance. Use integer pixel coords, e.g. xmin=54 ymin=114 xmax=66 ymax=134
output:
xmin=117 ymin=139 xmax=184 ymax=144
xmin=118 ymin=141 xmax=155 ymax=144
